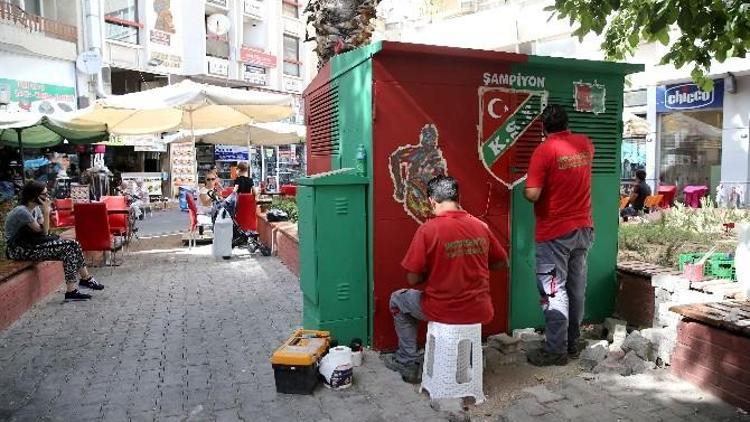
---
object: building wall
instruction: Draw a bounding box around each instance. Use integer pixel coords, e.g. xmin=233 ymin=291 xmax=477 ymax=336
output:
xmin=720 ymin=74 xmax=750 ymax=200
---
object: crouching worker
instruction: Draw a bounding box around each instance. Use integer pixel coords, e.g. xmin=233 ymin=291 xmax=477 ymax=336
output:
xmin=382 ymin=176 xmax=508 ymax=383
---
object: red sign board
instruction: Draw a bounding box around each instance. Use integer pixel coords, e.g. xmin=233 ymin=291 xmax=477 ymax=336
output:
xmin=240 ymin=47 xmax=277 ymax=68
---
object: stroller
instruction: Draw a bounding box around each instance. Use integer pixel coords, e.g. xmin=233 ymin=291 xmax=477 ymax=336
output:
xmin=207 ymin=189 xmax=271 ymax=256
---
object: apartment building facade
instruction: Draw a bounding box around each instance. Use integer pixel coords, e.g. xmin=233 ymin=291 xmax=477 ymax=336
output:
xmin=377 ymin=0 xmax=750 ymax=205
xmin=0 ymin=0 xmax=80 ymax=115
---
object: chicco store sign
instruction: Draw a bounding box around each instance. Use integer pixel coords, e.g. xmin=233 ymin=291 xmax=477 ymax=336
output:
xmin=656 ymin=79 xmax=723 ymax=112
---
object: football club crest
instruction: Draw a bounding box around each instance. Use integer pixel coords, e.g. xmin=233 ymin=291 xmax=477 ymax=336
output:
xmin=574 ymin=81 xmax=606 ymax=114
xmin=478 ymin=87 xmax=547 ymax=188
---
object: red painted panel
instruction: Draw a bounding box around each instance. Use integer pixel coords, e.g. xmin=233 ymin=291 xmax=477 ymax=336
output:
xmin=371 ymin=56 xmax=519 ymax=350
xmin=304 ymin=65 xmax=334 ymax=175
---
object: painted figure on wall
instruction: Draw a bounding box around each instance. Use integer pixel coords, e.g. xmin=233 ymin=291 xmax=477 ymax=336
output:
xmin=154 ymin=0 xmax=175 ymax=34
xmin=389 ymin=124 xmax=448 ymax=224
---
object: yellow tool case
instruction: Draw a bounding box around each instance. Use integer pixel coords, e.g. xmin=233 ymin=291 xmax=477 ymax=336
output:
xmin=270 ymin=329 xmax=330 ymax=394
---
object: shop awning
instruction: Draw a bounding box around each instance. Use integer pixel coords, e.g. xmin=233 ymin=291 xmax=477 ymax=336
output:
xmin=0 ymin=111 xmax=109 ymax=148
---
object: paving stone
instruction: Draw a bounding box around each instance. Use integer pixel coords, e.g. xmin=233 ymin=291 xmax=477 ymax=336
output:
xmin=0 ymin=235 xmax=743 ymax=422
xmin=521 ymin=385 xmax=565 ymax=404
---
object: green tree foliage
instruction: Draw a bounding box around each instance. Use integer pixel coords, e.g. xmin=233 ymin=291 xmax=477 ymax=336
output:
xmin=547 ymin=0 xmax=750 ymax=90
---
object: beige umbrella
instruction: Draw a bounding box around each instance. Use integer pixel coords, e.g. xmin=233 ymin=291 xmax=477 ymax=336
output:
xmin=71 ymin=80 xmax=294 ymax=189
xmin=70 ymin=80 xmax=293 ymax=134
xmin=201 ymin=122 xmax=304 ymax=146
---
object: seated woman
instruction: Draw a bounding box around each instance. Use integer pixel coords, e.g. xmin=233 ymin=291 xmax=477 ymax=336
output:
xmin=3 ymin=181 xmax=104 ymax=301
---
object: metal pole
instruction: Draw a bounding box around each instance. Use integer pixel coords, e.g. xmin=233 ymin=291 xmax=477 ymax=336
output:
xmin=16 ymin=128 xmax=24 ymax=186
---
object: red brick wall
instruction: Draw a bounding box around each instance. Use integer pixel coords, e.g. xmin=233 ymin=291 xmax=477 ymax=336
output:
xmin=671 ymin=319 xmax=750 ymax=411
xmin=256 ymin=214 xmax=299 ymax=277
xmin=615 ymin=270 xmax=655 ymax=327
xmin=276 ymin=229 xmax=299 ymax=277
xmin=0 ymin=261 xmax=64 ymax=330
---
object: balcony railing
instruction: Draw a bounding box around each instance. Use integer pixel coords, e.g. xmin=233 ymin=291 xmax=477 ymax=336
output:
xmin=0 ymin=1 xmax=76 ymax=42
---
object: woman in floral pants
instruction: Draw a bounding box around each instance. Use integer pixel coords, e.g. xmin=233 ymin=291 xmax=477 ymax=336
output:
xmin=4 ymin=181 xmax=104 ymax=301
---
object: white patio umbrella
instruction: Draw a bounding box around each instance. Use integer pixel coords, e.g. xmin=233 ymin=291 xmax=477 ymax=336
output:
xmin=200 ymin=122 xmax=304 ymax=146
xmin=70 ymin=79 xmax=294 ymax=134
xmin=70 ymin=80 xmax=294 ymax=187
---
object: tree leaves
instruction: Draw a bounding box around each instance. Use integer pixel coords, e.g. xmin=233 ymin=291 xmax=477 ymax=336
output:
xmin=551 ymin=0 xmax=750 ymax=86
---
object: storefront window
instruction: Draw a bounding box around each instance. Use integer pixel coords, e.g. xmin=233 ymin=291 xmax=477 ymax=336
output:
xmin=104 ymin=0 xmax=140 ymax=44
xmin=659 ymin=109 xmax=722 ymax=190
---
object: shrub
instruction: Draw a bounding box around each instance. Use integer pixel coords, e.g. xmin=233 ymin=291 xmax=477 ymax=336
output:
xmin=271 ymin=197 xmax=298 ymax=223
xmin=619 ymin=204 xmax=750 ymax=268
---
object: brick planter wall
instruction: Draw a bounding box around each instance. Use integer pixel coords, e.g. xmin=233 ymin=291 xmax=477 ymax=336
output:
xmin=0 ymin=261 xmax=64 ymax=330
xmin=257 ymin=213 xmax=299 ymax=277
xmin=671 ymin=319 xmax=750 ymax=411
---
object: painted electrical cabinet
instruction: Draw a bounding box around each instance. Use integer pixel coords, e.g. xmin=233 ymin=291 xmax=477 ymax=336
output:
xmin=302 ymin=41 xmax=643 ymax=350
xmin=297 ymin=170 xmax=369 ymax=345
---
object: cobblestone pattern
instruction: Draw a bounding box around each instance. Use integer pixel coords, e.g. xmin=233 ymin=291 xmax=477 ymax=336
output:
xmin=0 ymin=243 xmax=437 ymax=422
xmin=496 ymin=371 xmax=749 ymax=422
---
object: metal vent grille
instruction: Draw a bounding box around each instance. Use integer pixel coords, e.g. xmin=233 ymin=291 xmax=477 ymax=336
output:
xmin=548 ymin=94 xmax=621 ymax=175
xmin=307 ymin=84 xmax=340 ymax=157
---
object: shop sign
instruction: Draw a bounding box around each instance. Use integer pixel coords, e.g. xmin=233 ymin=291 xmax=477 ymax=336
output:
xmin=283 ymin=76 xmax=302 ymax=93
xmin=240 ymin=46 xmax=277 ymax=68
xmin=0 ymin=78 xmax=75 ymax=115
xmin=215 ymin=145 xmax=249 ymax=161
xmin=150 ymin=30 xmax=171 ymax=46
xmin=207 ymin=57 xmax=229 ymax=76
xmin=243 ymin=0 xmax=264 ymax=20
xmin=656 ymin=79 xmax=723 ymax=112
xmin=244 ymin=65 xmax=267 ymax=86
xmin=146 ymin=0 xmax=183 ymax=72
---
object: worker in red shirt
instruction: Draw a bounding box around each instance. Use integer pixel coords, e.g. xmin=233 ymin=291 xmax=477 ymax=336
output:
xmin=382 ymin=176 xmax=508 ymax=383
xmin=524 ymin=104 xmax=595 ymax=366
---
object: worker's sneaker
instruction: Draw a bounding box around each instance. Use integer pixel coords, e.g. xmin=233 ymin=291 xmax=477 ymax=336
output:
xmin=64 ymin=290 xmax=92 ymax=301
xmin=79 ymin=276 xmax=104 ymax=290
xmin=527 ymin=349 xmax=568 ymax=367
xmin=381 ymin=353 xmax=422 ymax=384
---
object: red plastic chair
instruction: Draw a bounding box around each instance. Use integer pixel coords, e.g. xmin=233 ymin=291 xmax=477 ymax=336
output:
xmin=280 ymin=185 xmax=297 ymax=197
xmin=74 ymin=203 xmax=122 ymax=269
xmin=235 ymin=193 xmax=257 ymax=232
xmin=186 ymin=194 xmax=199 ymax=248
xmin=657 ymin=185 xmax=676 ymax=208
xmin=51 ymin=198 xmax=75 ymax=228
xmin=100 ymin=196 xmax=129 ymax=238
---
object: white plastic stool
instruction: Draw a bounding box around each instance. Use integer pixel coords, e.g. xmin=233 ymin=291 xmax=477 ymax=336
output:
xmin=420 ymin=322 xmax=485 ymax=404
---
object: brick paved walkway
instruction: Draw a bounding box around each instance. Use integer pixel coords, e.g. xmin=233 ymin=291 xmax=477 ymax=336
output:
xmin=495 ymin=371 xmax=749 ymax=422
xmin=0 ymin=241 xmax=436 ymax=422
xmin=1 ymin=238 xmax=748 ymax=422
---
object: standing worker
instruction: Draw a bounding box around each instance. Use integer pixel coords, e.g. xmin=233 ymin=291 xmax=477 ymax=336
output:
xmin=524 ymin=105 xmax=595 ymax=366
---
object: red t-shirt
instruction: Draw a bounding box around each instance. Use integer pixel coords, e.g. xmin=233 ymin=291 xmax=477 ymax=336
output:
xmin=526 ymin=130 xmax=594 ymax=242
xmin=401 ymin=210 xmax=507 ymax=324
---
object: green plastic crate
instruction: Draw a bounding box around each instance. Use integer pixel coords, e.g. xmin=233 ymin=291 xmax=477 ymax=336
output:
xmin=678 ymin=253 xmax=733 ymax=274
xmin=707 ymin=260 xmax=736 ymax=280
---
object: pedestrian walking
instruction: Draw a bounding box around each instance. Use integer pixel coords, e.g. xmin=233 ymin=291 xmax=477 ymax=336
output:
xmin=524 ymin=104 xmax=595 ymax=366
